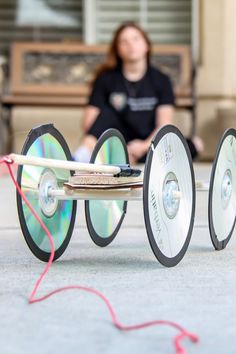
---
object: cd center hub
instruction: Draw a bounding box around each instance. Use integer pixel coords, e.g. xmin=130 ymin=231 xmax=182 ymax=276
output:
xmin=162 ymin=172 xmax=180 ymax=219
xmin=221 ymin=169 xmax=232 ymax=209
xmin=39 ymin=169 xmax=59 ymax=217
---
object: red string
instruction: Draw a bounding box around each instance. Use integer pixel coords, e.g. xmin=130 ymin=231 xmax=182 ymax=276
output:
xmin=0 ymin=156 xmax=17 ymax=178
xmin=0 ymin=157 xmax=199 ymax=354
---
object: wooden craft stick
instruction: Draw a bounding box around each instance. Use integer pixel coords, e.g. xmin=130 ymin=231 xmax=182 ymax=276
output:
xmin=69 ymin=174 xmax=143 ymax=185
xmin=64 ymin=181 xmax=143 ymax=190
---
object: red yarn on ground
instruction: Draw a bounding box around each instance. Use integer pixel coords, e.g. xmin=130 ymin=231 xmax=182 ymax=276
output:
xmin=0 ymin=156 xmax=199 ymax=354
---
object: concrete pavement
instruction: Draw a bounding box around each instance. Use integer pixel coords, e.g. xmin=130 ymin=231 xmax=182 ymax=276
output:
xmin=0 ymin=163 xmax=236 ymax=354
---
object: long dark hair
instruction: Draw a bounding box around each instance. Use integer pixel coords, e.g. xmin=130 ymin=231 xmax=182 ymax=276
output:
xmin=95 ymin=22 xmax=152 ymax=78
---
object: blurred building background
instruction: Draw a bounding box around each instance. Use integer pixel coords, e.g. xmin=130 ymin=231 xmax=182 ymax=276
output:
xmin=0 ymin=0 xmax=235 ymax=159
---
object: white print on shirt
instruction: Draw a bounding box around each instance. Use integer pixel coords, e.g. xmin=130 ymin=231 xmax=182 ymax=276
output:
xmin=109 ymin=92 xmax=127 ymax=111
xmin=127 ymin=97 xmax=158 ymax=111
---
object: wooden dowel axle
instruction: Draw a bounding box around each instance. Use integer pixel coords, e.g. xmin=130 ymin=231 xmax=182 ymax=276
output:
xmin=9 ymin=153 xmax=121 ymax=175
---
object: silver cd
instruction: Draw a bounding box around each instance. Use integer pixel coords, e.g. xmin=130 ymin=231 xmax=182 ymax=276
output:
xmin=143 ymin=125 xmax=195 ymax=267
xmin=208 ymin=129 xmax=236 ymax=250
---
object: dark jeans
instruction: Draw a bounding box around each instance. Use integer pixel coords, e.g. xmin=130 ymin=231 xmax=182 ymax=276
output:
xmin=88 ymin=108 xmax=198 ymax=161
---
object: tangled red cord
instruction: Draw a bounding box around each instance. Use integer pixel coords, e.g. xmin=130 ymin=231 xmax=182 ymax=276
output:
xmin=0 ymin=156 xmax=199 ymax=354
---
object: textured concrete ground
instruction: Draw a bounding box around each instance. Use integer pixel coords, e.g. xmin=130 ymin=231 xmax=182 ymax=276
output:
xmin=0 ymin=163 xmax=236 ymax=354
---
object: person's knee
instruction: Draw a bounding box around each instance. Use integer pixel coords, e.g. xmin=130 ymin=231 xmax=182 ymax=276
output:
xmin=81 ymin=134 xmax=97 ymax=149
xmin=73 ymin=135 xmax=97 ymax=162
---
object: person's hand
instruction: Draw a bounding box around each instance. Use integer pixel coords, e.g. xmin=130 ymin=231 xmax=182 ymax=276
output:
xmin=127 ymin=139 xmax=149 ymax=164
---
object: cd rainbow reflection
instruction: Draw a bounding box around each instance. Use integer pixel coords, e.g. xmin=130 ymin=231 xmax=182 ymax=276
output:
xmin=89 ymin=136 xmax=127 ymax=238
xmin=20 ymin=133 xmax=74 ymax=252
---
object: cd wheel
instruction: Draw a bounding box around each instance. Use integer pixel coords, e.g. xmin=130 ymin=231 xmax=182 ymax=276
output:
xmin=208 ymin=128 xmax=236 ymax=250
xmin=85 ymin=129 xmax=129 ymax=247
xmin=17 ymin=124 xmax=77 ymax=262
xmin=143 ymin=125 xmax=195 ymax=267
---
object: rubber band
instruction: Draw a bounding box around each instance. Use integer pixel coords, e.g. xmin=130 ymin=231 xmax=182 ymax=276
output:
xmin=0 ymin=157 xmax=199 ymax=354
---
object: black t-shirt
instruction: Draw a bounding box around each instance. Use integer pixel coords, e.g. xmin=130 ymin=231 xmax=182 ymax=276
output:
xmin=89 ymin=65 xmax=174 ymax=140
